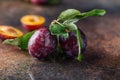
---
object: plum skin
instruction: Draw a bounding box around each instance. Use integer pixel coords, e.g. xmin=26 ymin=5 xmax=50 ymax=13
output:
xmin=28 ymin=28 xmax=57 ymax=59
xmin=22 ymin=23 xmax=44 ymax=31
xmin=28 ymin=27 xmax=87 ymax=60
xmin=59 ymin=29 xmax=87 ymax=58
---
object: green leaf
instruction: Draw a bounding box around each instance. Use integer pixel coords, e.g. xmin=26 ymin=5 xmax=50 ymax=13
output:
xmin=61 ymin=33 xmax=69 ymax=39
xmin=18 ymin=31 xmax=35 ymax=50
xmin=3 ymin=31 xmax=35 ymax=50
xmin=76 ymin=9 xmax=106 ymax=19
xmin=63 ymin=19 xmax=79 ymax=32
xmin=63 ymin=18 xmax=79 ymax=25
xmin=49 ymin=22 xmax=69 ymax=38
xmin=58 ymin=9 xmax=81 ymax=21
xmin=3 ymin=38 xmax=21 ymax=46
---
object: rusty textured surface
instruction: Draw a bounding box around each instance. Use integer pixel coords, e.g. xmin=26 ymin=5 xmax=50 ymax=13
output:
xmin=0 ymin=0 xmax=120 ymax=80
xmin=0 ymin=40 xmax=32 ymax=80
xmin=29 ymin=15 xmax=120 ymax=80
xmin=29 ymin=60 xmax=120 ymax=80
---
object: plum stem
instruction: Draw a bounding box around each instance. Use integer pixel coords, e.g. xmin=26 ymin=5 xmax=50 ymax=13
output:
xmin=76 ymin=29 xmax=83 ymax=61
xmin=56 ymin=35 xmax=62 ymax=53
xmin=53 ymin=20 xmax=64 ymax=27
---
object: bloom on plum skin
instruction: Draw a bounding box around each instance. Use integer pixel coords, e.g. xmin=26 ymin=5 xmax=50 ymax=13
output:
xmin=28 ymin=28 xmax=57 ymax=59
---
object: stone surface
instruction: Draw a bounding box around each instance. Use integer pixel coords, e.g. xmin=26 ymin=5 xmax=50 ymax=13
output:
xmin=29 ymin=60 xmax=120 ymax=80
xmin=81 ymin=15 xmax=120 ymax=69
xmin=29 ymin=15 xmax=120 ymax=80
xmin=0 ymin=40 xmax=32 ymax=80
xmin=0 ymin=0 xmax=120 ymax=80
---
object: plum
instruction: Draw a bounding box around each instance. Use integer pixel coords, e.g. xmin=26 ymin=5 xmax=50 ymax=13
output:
xmin=0 ymin=26 xmax=23 ymax=40
xmin=20 ymin=15 xmax=45 ymax=31
xmin=59 ymin=29 xmax=87 ymax=58
xmin=28 ymin=28 xmax=57 ymax=59
xmin=31 ymin=0 xmax=48 ymax=5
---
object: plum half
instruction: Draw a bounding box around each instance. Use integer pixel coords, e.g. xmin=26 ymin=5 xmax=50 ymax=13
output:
xmin=28 ymin=28 xmax=57 ymax=59
xmin=0 ymin=26 xmax=23 ymax=40
xmin=20 ymin=15 xmax=45 ymax=31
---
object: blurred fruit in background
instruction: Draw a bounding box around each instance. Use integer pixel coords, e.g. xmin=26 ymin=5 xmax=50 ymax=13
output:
xmin=20 ymin=15 xmax=45 ymax=31
xmin=20 ymin=0 xmax=30 ymax=2
xmin=30 ymin=0 xmax=61 ymax=5
xmin=31 ymin=0 xmax=48 ymax=5
xmin=0 ymin=26 xmax=23 ymax=40
xmin=48 ymin=0 xmax=61 ymax=5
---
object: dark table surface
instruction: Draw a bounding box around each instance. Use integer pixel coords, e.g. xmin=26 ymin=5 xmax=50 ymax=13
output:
xmin=0 ymin=0 xmax=120 ymax=80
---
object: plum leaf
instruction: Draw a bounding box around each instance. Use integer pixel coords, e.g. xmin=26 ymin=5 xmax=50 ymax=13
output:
xmin=58 ymin=9 xmax=81 ymax=21
xmin=49 ymin=21 xmax=69 ymax=39
xmin=76 ymin=9 xmax=106 ymax=19
xmin=63 ymin=19 xmax=79 ymax=32
xmin=3 ymin=31 xmax=35 ymax=50
xmin=18 ymin=31 xmax=35 ymax=50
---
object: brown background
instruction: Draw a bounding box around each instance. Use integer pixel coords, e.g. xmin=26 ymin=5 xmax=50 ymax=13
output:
xmin=0 ymin=0 xmax=120 ymax=80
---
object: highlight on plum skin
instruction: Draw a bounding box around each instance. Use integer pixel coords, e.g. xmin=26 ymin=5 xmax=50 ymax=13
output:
xmin=28 ymin=27 xmax=57 ymax=59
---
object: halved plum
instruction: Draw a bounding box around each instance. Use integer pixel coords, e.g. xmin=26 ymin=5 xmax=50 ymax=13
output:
xmin=20 ymin=15 xmax=45 ymax=31
xmin=0 ymin=25 xmax=23 ymax=40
